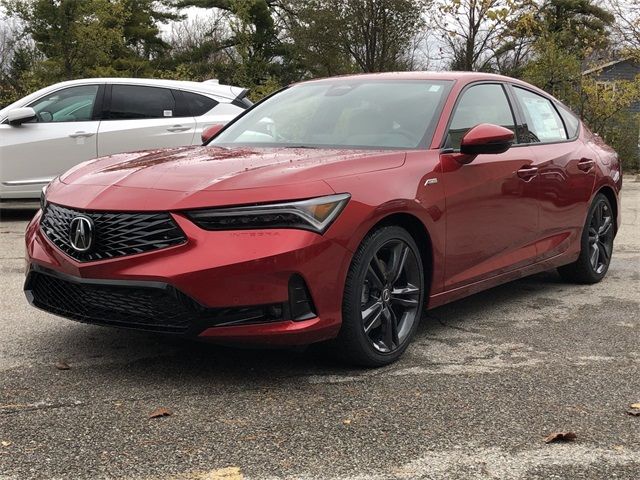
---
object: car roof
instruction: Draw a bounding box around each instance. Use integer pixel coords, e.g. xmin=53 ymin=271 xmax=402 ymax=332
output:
xmin=52 ymin=78 xmax=245 ymax=100
xmin=296 ymin=70 xmax=546 ymax=93
xmin=294 ymin=71 xmax=566 ymax=110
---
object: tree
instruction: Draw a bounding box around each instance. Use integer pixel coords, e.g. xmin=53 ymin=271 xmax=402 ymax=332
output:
xmin=527 ymin=0 xmax=614 ymax=58
xmin=605 ymin=0 xmax=639 ymax=53
xmin=431 ymin=0 xmax=536 ymax=72
xmin=334 ymin=0 xmax=428 ymax=72
xmin=0 ymin=15 xmax=44 ymax=107
xmin=175 ymin=0 xmax=294 ymax=95
xmin=284 ymin=1 xmax=355 ymax=77
xmin=543 ymin=0 xmax=614 ymax=53
xmin=4 ymin=0 xmax=128 ymax=80
xmin=158 ymin=9 xmax=232 ymax=80
xmin=522 ymin=35 xmax=583 ymax=102
xmin=122 ymin=0 xmax=178 ymax=59
xmin=288 ymin=0 xmax=429 ymax=76
xmin=3 ymin=0 xmax=177 ymax=78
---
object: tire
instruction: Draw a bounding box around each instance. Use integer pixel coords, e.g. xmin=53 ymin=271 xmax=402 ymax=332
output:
xmin=558 ymin=193 xmax=615 ymax=284
xmin=331 ymin=225 xmax=425 ymax=367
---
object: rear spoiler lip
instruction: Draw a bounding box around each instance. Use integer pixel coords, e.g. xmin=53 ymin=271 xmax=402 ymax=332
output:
xmin=199 ymin=81 xmax=252 ymax=105
xmin=231 ymin=88 xmax=253 ymax=108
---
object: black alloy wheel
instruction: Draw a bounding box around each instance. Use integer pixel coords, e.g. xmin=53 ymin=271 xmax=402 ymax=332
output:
xmin=587 ymin=200 xmax=614 ymax=274
xmin=360 ymin=239 xmax=422 ymax=353
xmin=332 ymin=226 xmax=425 ymax=366
xmin=558 ymin=193 xmax=615 ymax=284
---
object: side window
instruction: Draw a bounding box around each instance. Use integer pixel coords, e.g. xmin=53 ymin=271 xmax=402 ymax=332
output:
xmin=108 ymin=85 xmax=176 ymax=120
xmin=181 ymin=91 xmax=218 ymax=116
xmin=28 ymin=85 xmax=99 ymax=123
xmin=447 ymin=84 xmax=516 ymax=150
xmin=557 ymin=103 xmax=580 ymax=138
xmin=513 ymin=87 xmax=567 ymax=143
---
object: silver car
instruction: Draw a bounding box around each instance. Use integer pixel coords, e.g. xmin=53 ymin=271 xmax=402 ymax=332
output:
xmin=0 ymin=78 xmax=250 ymax=200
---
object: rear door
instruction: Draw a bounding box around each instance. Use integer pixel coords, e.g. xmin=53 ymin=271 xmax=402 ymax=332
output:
xmin=440 ymin=83 xmax=541 ymax=290
xmin=0 ymin=84 xmax=102 ymax=196
xmin=509 ymin=86 xmax=596 ymax=261
xmin=97 ymin=84 xmax=197 ymax=157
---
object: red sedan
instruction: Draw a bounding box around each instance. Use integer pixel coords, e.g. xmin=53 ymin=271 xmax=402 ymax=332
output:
xmin=25 ymin=72 xmax=621 ymax=366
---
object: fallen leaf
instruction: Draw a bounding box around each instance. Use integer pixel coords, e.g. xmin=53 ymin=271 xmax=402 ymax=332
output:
xmin=627 ymin=409 xmax=640 ymax=417
xmin=148 ymin=407 xmax=172 ymax=419
xmin=544 ymin=431 xmax=577 ymax=443
xmin=630 ymin=403 xmax=640 ymax=409
xmin=55 ymin=360 xmax=70 ymax=370
xmin=1 ymin=441 xmax=11 ymax=447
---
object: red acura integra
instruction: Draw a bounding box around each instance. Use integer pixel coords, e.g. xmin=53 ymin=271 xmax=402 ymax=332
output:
xmin=25 ymin=72 xmax=621 ymax=366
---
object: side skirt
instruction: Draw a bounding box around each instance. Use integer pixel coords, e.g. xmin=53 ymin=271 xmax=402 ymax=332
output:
xmin=427 ymin=250 xmax=580 ymax=309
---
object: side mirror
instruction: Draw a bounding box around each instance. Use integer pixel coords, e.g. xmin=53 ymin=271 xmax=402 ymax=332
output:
xmin=460 ymin=123 xmax=514 ymax=156
xmin=7 ymin=107 xmax=37 ymax=126
xmin=201 ymin=124 xmax=224 ymax=144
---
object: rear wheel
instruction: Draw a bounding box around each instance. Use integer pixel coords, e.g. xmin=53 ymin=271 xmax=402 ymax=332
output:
xmin=332 ymin=226 xmax=425 ymax=367
xmin=558 ymin=193 xmax=615 ymax=284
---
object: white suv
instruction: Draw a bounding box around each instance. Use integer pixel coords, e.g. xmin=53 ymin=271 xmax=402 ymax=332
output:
xmin=0 ymin=78 xmax=251 ymax=200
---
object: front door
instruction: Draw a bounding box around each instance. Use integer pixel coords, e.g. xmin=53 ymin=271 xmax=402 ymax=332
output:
xmin=440 ymin=83 xmax=540 ymax=290
xmin=0 ymin=84 xmax=101 ymax=197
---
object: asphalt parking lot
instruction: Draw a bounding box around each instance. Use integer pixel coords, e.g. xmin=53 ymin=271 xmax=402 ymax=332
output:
xmin=1 ymin=179 xmax=638 ymax=480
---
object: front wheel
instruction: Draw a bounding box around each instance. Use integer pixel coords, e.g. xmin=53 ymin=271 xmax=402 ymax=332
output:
xmin=558 ymin=193 xmax=615 ymax=284
xmin=331 ymin=226 xmax=425 ymax=367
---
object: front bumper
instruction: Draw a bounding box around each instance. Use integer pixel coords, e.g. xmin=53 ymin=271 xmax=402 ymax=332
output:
xmin=24 ymin=210 xmax=351 ymax=345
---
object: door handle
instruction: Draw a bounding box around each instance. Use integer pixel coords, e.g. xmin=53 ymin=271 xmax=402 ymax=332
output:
xmin=68 ymin=131 xmax=94 ymax=138
xmin=517 ymin=165 xmax=538 ymax=180
xmin=166 ymin=125 xmax=191 ymax=132
xmin=577 ymin=158 xmax=595 ymax=172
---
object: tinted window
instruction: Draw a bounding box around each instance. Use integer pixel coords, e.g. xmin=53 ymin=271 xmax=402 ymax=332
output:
xmin=513 ymin=87 xmax=567 ymax=143
xmin=182 ymin=91 xmax=218 ymax=116
xmin=447 ymin=84 xmax=516 ymax=150
xmin=108 ymin=85 xmax=176 ymax=120
xmin=557 ymin=103 xmax=580 ymax=138
xmin=212 ymin=80 xmax=452 ymax=150
xmin=28 ymin=85 xmax=99 ymax=123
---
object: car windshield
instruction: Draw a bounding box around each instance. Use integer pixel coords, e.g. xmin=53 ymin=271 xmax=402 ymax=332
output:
xmin=211 ymin=79 xmax=453 ymax=150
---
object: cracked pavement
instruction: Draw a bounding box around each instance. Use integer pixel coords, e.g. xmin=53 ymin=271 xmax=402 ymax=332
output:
xmin=1 ymin=178 xmax=639 ymax=479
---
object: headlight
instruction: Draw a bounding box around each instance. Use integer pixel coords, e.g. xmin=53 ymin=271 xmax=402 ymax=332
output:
xmin=186 ymin=193 xmax=351 ymax=234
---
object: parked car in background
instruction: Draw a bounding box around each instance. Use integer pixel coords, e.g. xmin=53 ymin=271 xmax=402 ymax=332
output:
xmin=25 ymin=72 xmax=621 ymax=366
xmin=0 ymin=78 xmax=251 ymax=200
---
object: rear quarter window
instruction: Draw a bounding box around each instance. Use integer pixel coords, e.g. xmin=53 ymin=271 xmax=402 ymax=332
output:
xmin=557 ymin=104 xmax=580 ymax=138
xmin=181 ymin=91 xmax=219 ymax=116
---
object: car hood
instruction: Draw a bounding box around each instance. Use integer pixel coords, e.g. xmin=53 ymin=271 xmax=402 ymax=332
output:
xmin=49 ymin=146 xmax=406 ymax=211
xmin=61 ymin=146 xmax=405 ymax=191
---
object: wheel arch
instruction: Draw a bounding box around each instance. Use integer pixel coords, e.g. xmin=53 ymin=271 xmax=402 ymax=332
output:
xmin=596 ymin=185 xmax=619 ymax=234
xmin=368 ymin=212 xmax=434 ymax=302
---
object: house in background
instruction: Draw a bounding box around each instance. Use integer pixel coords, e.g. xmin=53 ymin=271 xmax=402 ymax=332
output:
xmin=583 ymin=57 xmax=640 ymax=168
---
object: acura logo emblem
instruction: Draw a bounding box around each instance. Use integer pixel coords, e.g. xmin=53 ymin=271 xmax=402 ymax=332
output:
xmin=69 ymin=216 xmax=94 ymax=252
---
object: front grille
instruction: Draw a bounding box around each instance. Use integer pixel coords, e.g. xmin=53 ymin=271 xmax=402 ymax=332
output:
xmin=40 ymin=203 xmax=186 ymax=262
xmin=25 ymin=269 xmax=285 ymax=334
